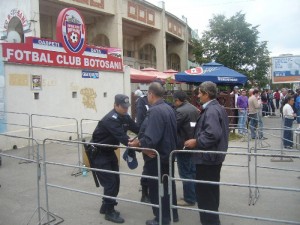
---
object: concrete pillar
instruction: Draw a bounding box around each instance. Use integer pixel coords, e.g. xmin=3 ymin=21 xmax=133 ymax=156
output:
xmin=159 ymin=1 xmax=167 ymax=71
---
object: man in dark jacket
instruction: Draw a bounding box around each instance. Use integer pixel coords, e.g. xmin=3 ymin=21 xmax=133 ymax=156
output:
xmin=129 ymin=82 xmax=179 ymax=225
xmin=173 ymin=91 xmax=199 ymax=206
xmin=92 ymin=94 xmax=139 ymax=224
xmin=135 ymin=94 xmax=151 ymax=202
xmin=185 ymin=81 xmax=229 ymax=225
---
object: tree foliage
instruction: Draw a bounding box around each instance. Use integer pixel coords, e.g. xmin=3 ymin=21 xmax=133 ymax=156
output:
xmin=192 ymin=12 xmax=271 ymax=88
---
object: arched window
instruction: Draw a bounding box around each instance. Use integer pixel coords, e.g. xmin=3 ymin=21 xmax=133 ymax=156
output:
xmin=167 ymin=53 xmax=180 ymax=71
xmin=90 ymin=34 xmax=110 ymax=47
xmin=138 ymin=44 xmax=156 ymax=68
xmin=7 ymin=17 xmax=24 ymax=43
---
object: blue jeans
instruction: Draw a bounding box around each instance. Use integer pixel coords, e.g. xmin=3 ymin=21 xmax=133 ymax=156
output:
xmin=296 ymin=109 xmax=300 ymax=124
xmin=257 ymin=113 xmax=264 ymax=138
xmin=238 ymin=109 xmax=247 ymax=134
xmin=177 ymin=152 xmax=196 ymax=203
xmin=249 ymin=113 xmax=263 ymax=139
xmin=283 ymin=118 xmax=294 ymax=147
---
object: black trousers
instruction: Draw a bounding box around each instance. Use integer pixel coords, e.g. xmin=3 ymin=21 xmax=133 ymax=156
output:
xmin=94 ymin=152 xmax=119 ymax=211
xmin=145 ymin=158 xmax=178 ymax=223
xmin=196 ymin=164 xmax=222 ymax=225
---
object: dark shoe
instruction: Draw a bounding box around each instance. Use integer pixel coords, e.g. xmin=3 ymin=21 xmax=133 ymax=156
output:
xmin=105 ymin=210 xmax=124 ymax=223
xmin=146 ymin=219 xmax=159 ymax=225
xmin=146 ymin=218 xmax=170 ymax=225
xmin=141 ymin=195 xmax=151 ymax=203
xmin=259 ymin=137 xmax=268 ymax=140
xmin=173 ymin=216 xmax=179 ymax=222
xmin=99 ymin=205 xmax=120 ymax=216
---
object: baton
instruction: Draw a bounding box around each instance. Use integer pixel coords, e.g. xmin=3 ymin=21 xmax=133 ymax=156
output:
xmin=82 ymin=139 xmax=100 ymax=187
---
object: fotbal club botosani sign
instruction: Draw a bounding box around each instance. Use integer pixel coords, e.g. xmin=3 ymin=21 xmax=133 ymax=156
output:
xmin=1 ymin=8 xmax=123 ymax=72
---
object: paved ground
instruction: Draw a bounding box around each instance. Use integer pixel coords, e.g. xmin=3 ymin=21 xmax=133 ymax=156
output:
xmin=0 ymin=110 xmax=299 ymax=225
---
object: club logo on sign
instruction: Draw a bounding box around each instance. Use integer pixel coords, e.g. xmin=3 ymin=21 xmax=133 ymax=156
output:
xmin=185 ymin=67 xmax=204 ymax=75
xmin=58 ymin=8 xmax=86 ymax=54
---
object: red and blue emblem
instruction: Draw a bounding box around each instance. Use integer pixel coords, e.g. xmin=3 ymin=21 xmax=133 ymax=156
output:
xmin=56 ymin=8 xmax=86 ymax=54
xmin=185 ymin=67 xmax=204 ymax=75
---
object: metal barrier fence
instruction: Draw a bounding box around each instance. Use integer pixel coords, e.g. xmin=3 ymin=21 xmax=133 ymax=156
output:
xmin=0 ymin=134 xmax=51 ymax=225
xmin=80 ymin=118 xmax=99 ymax=140
xmin=0 ymin=111 xmax=31 ymax=161
xmin=31 ymin=114 xmax=81 ymax=176
xmin=1 ymin=134 xmax=299 ymax=224
xmin=1 ymin=112 xmax=300 ymax=224
xmin=41 ymin=139 xmax=163 ymax=225
xmin=169 ymin=149 xmax=300 ymax=225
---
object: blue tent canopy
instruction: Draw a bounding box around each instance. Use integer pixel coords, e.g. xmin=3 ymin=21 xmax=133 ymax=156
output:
xmin=175 ymin=62 xmax=248 ymax=85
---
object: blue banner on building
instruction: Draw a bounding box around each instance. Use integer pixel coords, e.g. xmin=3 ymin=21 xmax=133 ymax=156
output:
xmin=82 ymin=70 xmax=99 ymax=79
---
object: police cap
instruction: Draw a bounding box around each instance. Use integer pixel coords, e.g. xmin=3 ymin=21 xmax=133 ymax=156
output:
xmin=115 ymin=94 xmax=131 ymax=108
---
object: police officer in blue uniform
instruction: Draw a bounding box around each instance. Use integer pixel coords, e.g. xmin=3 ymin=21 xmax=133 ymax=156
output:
xmin=92 ymin=94 xmax=139 ymax=224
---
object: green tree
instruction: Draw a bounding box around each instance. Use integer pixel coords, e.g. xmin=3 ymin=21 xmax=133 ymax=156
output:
xmin=193 ymin=12 xmax=271 ymax=88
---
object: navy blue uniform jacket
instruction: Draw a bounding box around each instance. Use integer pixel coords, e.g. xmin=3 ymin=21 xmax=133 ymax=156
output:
xmin=92 ymin=109 xmax=139 ymax=154
xmin=139 ymin=99 xmax=177 ymax=163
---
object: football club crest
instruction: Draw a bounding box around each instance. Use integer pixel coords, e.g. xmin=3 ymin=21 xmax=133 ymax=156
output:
xmin=56 ymin=8 xmax=86 ymax=54
xmin=185 ymin=67 xmax=204 ymax=75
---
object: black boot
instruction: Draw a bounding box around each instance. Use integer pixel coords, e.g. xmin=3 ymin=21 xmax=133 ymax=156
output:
xmin=100 ymin=204 xmax=120 ymax=216
xmin=105 ymin=209 xmax=124 ymax=223
xmin=141 ymin=185 xmax=150 ymax=203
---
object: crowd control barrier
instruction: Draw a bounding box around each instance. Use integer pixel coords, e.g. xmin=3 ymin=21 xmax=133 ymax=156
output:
xmin=169 ymin=149 xmax=300 ymax=225
xmin=80 ymin=118 xmax=98 ymax=141
xmin=0 ymin=134 xmax=61 ymax=225
xmin=41 ymin=139 xmax=164 ymax=225
xmin=0 ymin=111 xmax=32 ymax=161
xmin=31 ymin=114 xmax=81 ymax=176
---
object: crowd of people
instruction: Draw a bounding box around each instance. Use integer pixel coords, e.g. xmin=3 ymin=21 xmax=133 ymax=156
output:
xmin=87 ymin=81 xmax=228 ymax=225
xmin=233 ymin=86 xmax=300 ymax=148
xmin=86 ymin=82 xmax=299 ymax=225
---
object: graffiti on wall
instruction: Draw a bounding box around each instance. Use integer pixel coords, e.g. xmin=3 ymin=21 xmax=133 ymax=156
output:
xmin=80 ymin=87 xmax=97 ymax=111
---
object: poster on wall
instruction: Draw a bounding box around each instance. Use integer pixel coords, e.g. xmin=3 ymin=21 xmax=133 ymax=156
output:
xmin=31 ymin=75 xmax=42 ymax=90
xmin=272 ymin=56 xmax=300 ymax=83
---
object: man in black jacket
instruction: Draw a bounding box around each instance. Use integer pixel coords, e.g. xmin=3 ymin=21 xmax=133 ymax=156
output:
xmin=185 ymin=81 xmax=229 ymax=225
xmin=92 ymin=94 xmax=139 ymax=224
xmin=135 ymin=94 xmax=151 ymax=202
xmin=173 ymin=91 xmax=199 ymax=206
xmin=129 ymin=82 xmax=179 ymax=225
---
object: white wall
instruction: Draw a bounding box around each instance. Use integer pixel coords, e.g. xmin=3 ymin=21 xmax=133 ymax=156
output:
xmin=1 ymin=63 xmax=129 ymax=149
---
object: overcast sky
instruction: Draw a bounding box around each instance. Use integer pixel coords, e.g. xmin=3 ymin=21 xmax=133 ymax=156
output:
xmin=146 ymin=0 xmax=300 ymax=57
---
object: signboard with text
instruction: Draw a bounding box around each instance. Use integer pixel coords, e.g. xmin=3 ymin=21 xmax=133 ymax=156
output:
xmin=1 ymin=8 xmax=123 ymax=72
xmin=272 ymin=56 xmax=300 ymax=83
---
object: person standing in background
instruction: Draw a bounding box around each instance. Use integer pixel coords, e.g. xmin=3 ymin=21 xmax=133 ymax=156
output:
xmin=268 ymin=89 xmax=276 ymax=116
xmin=231 ymin=86 xmax=240 ymax=130
xmin=134 ymin=86 xmax=143 ymax=97
xmin=295 ymin=89 xmax=300 ymax=131
xmin=173 ymin=91 xmax=200 ymax=207
xmin=274 ymin=89 xmax=280 ymax=110
xmin=237 ymin=89 xmax=248 ymax=135
xmin=261 ymin=90 xmax=269 ymax=117
xmin=135 ymin=93 xmax=151 ymax=203
xmin=280 ymin=88 xmax=288 ymax=116
xmin=282 ymin=95 xmax=296 ymax=149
